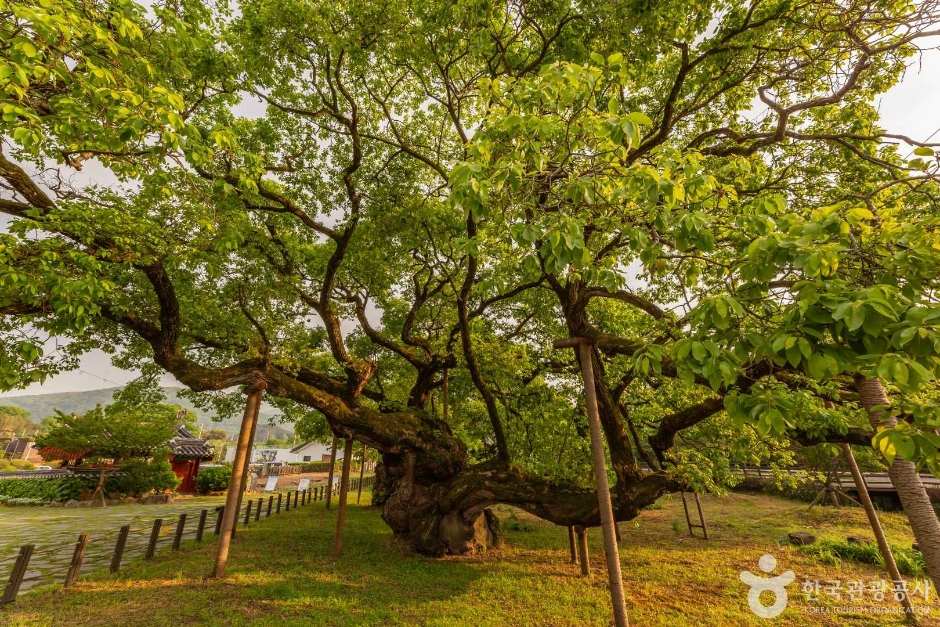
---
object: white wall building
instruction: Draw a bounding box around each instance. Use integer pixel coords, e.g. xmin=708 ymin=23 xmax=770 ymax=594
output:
xmin=289 ymin=441 xmax=337 ymax=463
xmin=223 ymin=441 xmax=340 ymax=464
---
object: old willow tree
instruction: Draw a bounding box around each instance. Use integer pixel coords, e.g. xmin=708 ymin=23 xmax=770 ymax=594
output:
xmin=3 ymin=0 xmax=940 ymax=564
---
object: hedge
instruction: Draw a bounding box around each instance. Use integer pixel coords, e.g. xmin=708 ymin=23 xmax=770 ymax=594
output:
xmin=0 ymin=477 xmax=92 ymax=503
xmin=289 ymin=461 xmax=332 ymax=473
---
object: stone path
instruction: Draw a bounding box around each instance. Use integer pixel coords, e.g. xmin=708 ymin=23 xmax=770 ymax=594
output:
xmin=0 ymin=496 xmax=226 ymax=591
xmin=0 ymin=472 xmax=360 ymax=594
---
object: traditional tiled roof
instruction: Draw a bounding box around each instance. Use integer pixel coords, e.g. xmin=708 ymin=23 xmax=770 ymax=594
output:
xmin=37 ymin=445 xmax=88 ymax=462
xmin=167 ymin=424 xmax=214 ymax=460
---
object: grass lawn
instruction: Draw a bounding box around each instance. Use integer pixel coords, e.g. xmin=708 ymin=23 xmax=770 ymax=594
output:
xmin=2 ymin=491 xmax=938 ymax=626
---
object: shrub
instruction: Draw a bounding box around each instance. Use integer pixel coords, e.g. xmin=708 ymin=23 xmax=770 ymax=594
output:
xmin=195 ymin=465 xmax=232 ymax=494
xmin=0 ymin=458 xmax=36 ymax=472
xmin=106 ymin=459 xmax=180 ymax=497
xmin=0 ymin=477 xmax=92 ymax=503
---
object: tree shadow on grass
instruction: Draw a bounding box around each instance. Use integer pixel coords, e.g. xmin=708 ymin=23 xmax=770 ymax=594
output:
xmin=3 ymin=504 xmax=503 ymax=627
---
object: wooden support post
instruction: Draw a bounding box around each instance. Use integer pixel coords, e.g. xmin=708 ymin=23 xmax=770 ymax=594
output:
xmin=694 ymin=493 xmax=709 ymax=540
xmin=213 ymin=380 xmax=264 ymax=578
xmin=554 ymin=337 xmax=629 ymax=627
xmin=576 ymin=527 xmax=590 ymax=576
xmin=357 ymin=444 xmax=367 ymax=504
xmin=1 ymin=545 xmax=34 ymax=605
xmin=294 ymin=490 xmax=299 ymax=508
xmin=568 ymin=526 xmax=578 ymax=564
xmin=110 ymin=526 xmax=130 ymax=573
xmin=326 ymin=435 xmax=338 ymax=510
xmin=196 ymin=510 xmax=208 ymax=542
xmin=145 ymin=519 xmax=162 ymax=560
xmin=276 ymin=492 xmax=282 ymax=513
xmin=842 ymin=443 xmax=917 ymax=621
xmin=319 ymin=485 xmax=325 ymax=501
xmin=64 ymin=535 xmax=88 ymax=587
xmin=256 ymin=497 xmax=263 ymax=521
xmin=173 ymin=514 xmax=187 ymax=551
xmin=267 ymin=495 xmax=273 ymax=516
xmin=244 ymin=500 xmax=253 ymax=525
xmin=285 ymin=491 xmax=291 ymax=511
xmin=214 ymin=506 xmax=225 ymax=535
xmin=333 ymin=437 xmax=355 ymax=556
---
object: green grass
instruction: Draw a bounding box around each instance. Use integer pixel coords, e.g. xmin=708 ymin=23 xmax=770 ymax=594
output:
xmin=800 ymin=539 xmax=927 ymax=578
xmin=1 ymin=492 xmax=938 ymax=626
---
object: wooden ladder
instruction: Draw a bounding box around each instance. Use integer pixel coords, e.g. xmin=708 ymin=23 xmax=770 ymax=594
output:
xmin=681 ymin=491 xmax=709 ymax=540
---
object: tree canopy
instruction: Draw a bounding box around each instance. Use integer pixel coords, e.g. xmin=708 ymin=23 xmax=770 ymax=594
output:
xmin=2 ymin=0 xmax=940 ymax=554
xmin=0 ymin=404 xmax=33 ymax=438
xmin=36 ymin=402 xmax=180 ymax=462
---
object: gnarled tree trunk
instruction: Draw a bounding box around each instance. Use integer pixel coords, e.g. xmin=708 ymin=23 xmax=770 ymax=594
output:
xmin=857 ymin=376 xmax=940 ymax=593
xmin=374 ymin=436 xmax=675 ymax=556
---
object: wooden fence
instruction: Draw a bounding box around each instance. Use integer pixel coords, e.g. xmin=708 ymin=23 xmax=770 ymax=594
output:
xmin=0 ymin=475 xmax=375 ymax=606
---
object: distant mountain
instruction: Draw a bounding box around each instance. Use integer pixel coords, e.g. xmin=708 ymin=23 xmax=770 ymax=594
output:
xmin=0 ymin=387 xmax=293 ymax=440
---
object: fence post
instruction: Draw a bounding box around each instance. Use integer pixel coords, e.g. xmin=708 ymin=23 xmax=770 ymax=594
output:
xmin=319 ymin=485 xmax=324 ymax=501
xmin=1 ymin=544 xmax=34 ymax=605
xmin=244 ymin=500 xmax=253 ymax=526
xmin=276 ymin=493 xmax=282 ymax=513
xmin=110 ymin=526 xmax=130 ymax=573
xmin=196 ymin=510 xmax=208 ymax=542
xmin=214 ymin=506 xmax=225 ymax=535
xmin=293 ymin=490 xmax=299 ymax=509
xmin=301 ymin=489 xmax=307 ymax=505
xmin=285 ymin=491 xmax=291 ymax=512
xmin=255 ymin=497 xmax=263 ymax=521
xmin=145 ymin=519 xmax=162 ymax=560
xmin=64 ymin=534 xmax=89 ymax=587
xmin=173 ymin=514 xmax=187 ymax=551
xmin=267 ymin=495 xmax=273 ymax=517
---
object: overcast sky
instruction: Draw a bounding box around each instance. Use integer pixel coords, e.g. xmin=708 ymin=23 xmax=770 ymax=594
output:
xmin=2 ymin=46 xmax=939 ymax=399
